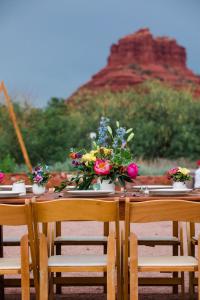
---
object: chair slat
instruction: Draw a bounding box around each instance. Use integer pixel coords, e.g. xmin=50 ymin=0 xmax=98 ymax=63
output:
xmin=0 ymin=204 xmax=27 ymax=225
xmin=33 ymin=198 xmax=118 ymax=222
xmin=129 ymin=200 xmax=200 ymax=223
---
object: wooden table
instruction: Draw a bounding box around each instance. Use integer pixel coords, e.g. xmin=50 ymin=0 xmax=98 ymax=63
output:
xmin=1 ymin=190 xmax=200 ymax=219
xmin=1 ymin=190 xmax=200 ymax=203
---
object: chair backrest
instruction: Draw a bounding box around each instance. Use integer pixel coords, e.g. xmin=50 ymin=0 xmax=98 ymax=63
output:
xmin=32 ymin=198 xmax=119 ymax=223
xmin=31 ymin=198 xmax=120 ymax=259
xmin=126 ymin=199 xmax=200 ymax=223
xmin=0 ymin=203 xmax=28 ymax=226
xmin=0 ymin=201 xmax=38 ymax=289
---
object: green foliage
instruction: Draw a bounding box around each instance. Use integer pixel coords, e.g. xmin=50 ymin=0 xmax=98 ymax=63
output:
xmin=0 ymin=81 xmax=200 ymax=172
xmin=0 ymin=154 xmax=17 ymax=172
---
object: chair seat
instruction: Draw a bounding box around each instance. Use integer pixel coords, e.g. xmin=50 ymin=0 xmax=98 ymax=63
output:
xmin=48 ymin=254 xmax=107 ymax=267
xmin=0 ymin=257 xmax=21 ymax=270
xmin=54 ymin=235 xmax=107 ymax=243
xmin=138 ymin=256 xmax=197 ymax=267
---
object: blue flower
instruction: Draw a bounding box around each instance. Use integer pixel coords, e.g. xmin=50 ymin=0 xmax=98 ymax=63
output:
xmin=112 ymin=127 xmax=126 ymax=148
xmin=97 ymin=117 xmax=110 ymax=147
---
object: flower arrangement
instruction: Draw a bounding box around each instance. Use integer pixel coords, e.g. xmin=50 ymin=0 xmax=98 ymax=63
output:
xmin=0 ymin=172 xmax=4 ymax=183
xmin=167 ymin=167 xmax=191 ymax=182
xmin=29 ymin=164 xmax=50 ymax=186
xmin=56 ymin=117 xmax=138 ymax=191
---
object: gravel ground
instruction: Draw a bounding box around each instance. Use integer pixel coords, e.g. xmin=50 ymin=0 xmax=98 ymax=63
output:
xmin=2 ymin=221 xmax=199 ymax=299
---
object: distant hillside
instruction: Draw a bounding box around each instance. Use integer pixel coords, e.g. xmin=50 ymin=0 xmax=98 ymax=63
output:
xmin=67 ymin=28 xmax=200 ymax=100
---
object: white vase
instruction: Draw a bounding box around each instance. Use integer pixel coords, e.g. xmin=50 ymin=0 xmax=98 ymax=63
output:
xmin=97 ymin=179 xmax=115 ymax=192
xmin=172 ymin=181 xmax=187 ymax=189
xmin=194 ymin=167 xmax=200 ymax=189
xmin=32 ymin=184 xmax=46 ymax=195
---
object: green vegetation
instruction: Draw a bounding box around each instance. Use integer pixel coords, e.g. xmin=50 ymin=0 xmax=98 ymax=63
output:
xmin=0 ymin=81 xmax=200 ymax=173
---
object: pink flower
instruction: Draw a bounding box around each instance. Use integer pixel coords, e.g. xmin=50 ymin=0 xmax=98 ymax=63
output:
xmin=0 ymin=172 xmax=4 ymax=183
xmin=127 ymin=163 xmax=138 ymax=179
xmin=94 ymin=159 xmax=112 ymax=175
xmin=168 ymin=168 xmax=179 ymax=175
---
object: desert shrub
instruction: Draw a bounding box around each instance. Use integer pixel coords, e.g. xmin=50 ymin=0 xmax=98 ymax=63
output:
xmin=0 ymin=81 xmax=200 ymax=167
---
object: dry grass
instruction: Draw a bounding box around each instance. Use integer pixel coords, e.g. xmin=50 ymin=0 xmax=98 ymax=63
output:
xmin=138 ymin=158 xmax=196 ymax=175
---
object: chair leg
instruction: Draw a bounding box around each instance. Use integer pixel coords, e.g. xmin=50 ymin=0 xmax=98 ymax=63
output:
xmin=198 ymin=271 xmax=200 ymax=300
xmin=104 ymin=242 xmax=108 ymax=294
xmin=122 ymin=235 xmax=128 ymax=300
xmin=55 ymin=243 xmax=62 ymax=294
xmin=39 ymin=234 xmax=48 ymax=300
xmin=21 ymin=235 xmax=30 ymax=300
xmin=49 ymin=274 xmax=54 ymax=300
xmin=181 ymin=272 xmax=185 ymax=300
xmin=120 ymin=231 xmax=124 ymax=300
xmin=198 ymin=234 xmax=200 ymax=300
xmin=189 ymin=272 xmax=195 ymax=299
xmin=130 ymin=268 xmax=138 ymax=300
xmin=187 ymin=222 xmax=196 ymax=299
xmin=172 ymin=221 xmax=179 ymax=294
xmin=130 ymin=233 xmax=138 ymax=300
xmin=172 ymin=244 xmax=179 ymax=293
xmin=107 ymin=233 xmax=116 ymax=300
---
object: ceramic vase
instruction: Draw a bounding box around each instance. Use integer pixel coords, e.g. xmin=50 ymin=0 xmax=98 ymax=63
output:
xmin=172 ymin=181 xmax=187 ymax=189
xmin=97 ymin=179 xmax=115 ymax=192
xmin=32 ymin=184 xmax=46 ymax=195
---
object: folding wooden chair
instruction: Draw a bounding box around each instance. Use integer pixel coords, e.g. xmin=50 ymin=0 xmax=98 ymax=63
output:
xmin=123 ymin=199 xmax=200 ymax=300
xmin=137 ymin=219 xmax=180 ymax=294
xmin=187 ymin=221 xmax=200 ymax=298
xmin=30 ymin=198 xmax=120 ymax=300
xmin=54 ymin=212 xmax=109 ymax=294
xmin=0 ymin=202 xmax=39 ymax=300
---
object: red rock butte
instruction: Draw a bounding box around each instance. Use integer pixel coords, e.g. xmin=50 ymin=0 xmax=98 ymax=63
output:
xmin=71 ymin=28 xmax=200 ymax=96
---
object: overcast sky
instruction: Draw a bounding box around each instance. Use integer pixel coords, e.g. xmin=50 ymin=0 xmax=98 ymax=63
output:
xmin=0 ymin=0 xmax=199 ymax=106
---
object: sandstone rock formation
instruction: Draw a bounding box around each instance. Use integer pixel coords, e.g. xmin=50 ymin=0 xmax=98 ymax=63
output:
xmin=72 ymin=28 xmax=200 ymax=96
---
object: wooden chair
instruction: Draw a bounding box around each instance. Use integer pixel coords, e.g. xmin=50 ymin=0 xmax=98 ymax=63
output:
xmin=123 ymin=199 xmax=200 ymax=300
xmin=2 ymin=221 xmax=110 ymax=293
xmin=54 ymin=213 xmax=109 ymax=294
xmin=0 ymin=202 xmax=39 ymax=300
xmin=187 ymin=222 xmax=200 ymax=298
xmin=30 ymin=198 xmax=120 ymax=300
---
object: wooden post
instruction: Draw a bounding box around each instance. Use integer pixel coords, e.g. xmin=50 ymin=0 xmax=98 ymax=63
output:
xmin=0 ymin=81 xmax=32 ymax=171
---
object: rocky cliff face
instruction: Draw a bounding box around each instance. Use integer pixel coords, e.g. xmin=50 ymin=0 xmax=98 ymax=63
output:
xmin=72 ymin=28 xmax=200 ymax=95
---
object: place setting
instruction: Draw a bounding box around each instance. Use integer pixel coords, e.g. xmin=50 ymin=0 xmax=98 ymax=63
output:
xmin=0 ymin=181 xmax=33 ymax=198
xmin=131 ymin=167 xmax=194 ymax=197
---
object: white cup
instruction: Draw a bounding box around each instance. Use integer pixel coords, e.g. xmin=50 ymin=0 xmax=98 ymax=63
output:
xmin=12 ymin=182 xmax=26 ymax=195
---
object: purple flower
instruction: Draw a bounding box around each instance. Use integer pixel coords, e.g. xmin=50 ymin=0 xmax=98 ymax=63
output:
xmin=35 ymin=166 xmax=42 ymax=172
xmin=34 ymin=174 xmax=43 ymax=183
xmin=76 ymin=152 xmax=82 ymax=159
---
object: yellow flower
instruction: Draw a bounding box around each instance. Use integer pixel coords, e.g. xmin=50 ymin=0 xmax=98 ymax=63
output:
xmin=97 ymin=147 xmax=112 ymax=155
xmin=90 ymin=150 xmax=98 ymax=156
xmin=178 ymin=167 xmax=190 ymax=175
xmin=102 ymin=148 xmax=112 ymax=155
xmin=81 ymin=153 xmax=96 ymax=162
